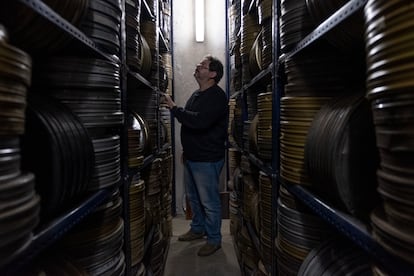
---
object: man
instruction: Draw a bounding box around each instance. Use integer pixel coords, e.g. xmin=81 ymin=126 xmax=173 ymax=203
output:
xmin=162 ymin=55 xmax=228 ymax=256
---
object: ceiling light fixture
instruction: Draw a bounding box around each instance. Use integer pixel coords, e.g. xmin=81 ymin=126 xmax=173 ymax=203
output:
xmin=195 ymin=0 xmax=205 ymax=42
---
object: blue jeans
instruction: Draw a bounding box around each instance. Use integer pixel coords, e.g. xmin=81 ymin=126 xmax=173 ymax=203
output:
xmin=184 ymin=159 xmax=224 ymax=245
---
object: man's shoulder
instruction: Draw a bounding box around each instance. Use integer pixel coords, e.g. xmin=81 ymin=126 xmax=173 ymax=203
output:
xmin=209 ymin=85 xmax=227 ymax=99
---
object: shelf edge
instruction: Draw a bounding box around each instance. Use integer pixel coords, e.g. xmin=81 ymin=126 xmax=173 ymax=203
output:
xmin=282 ymin=182 xmax=414 ymax=275
xmin=279 ymin=0 xmax=367 ymax=62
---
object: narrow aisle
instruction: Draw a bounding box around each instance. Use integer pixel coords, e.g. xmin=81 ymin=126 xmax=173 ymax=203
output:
xmin=164 ymin=215 xmax=241 ymax=276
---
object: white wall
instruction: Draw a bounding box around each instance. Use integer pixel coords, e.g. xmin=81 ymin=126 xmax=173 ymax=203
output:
xmin=172 ymin=0 xmax=227 ymax=214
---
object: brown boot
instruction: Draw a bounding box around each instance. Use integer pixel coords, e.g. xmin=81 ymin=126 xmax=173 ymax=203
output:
xmin=178 ymin=230 xmax=205 ymax=241
xmin=197 ymin=243 xmax=221 ymax=256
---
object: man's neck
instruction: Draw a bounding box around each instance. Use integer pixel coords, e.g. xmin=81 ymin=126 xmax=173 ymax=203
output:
xmin=199 ymin=80 xmax=216 ymax=92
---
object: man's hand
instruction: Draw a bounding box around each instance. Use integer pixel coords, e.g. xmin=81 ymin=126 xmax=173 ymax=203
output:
xmin=161 ymin=93 xmax=176 ymax=109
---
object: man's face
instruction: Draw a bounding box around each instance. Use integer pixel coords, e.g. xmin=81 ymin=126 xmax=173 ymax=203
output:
xmin=194 ymin=58 xmax=211 ymax=81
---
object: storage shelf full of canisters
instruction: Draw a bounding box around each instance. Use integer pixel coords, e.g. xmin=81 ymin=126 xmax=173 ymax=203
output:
xmin=0 ymin=0 xmax=174 ymax=275
xmin=227 ymin=0 xmax=414 ymax=275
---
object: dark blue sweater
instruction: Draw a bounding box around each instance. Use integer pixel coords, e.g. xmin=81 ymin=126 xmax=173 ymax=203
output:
xmin=171 ymin=84 xmax=228 ymax=162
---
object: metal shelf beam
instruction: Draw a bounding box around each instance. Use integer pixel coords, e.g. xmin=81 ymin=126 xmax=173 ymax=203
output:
xmin=279 ymin=0 xmax=367 ymax=62
xmin=141 ymin=0 xmax=155 ymax=19
xmin=18 ymin=0 xmax=119 ymax=63
xmin=159 ymin=28 xmax=170 ymax=53
xmin=128 ymin=70 xmax=156 ymax=89
xmin=1 ymin=189 xmax=111 ymax=274
xmin=283 ymin=182 xmax=414 ymax=276
xmin=243 ymin=64 xmax=272 ymax=90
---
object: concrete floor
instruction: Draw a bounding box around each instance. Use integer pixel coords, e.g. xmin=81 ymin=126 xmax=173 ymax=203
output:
xmin=163 ymin=215 xmax=241 ymax=276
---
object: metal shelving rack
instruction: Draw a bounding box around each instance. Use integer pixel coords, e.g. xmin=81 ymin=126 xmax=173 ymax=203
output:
xmin=124 ymin=0 xmax=174 ymax=275
xmin=125 ymin=1 xmax=174 ymax=272
xmin=0 ymin=0 xmax=173 ymax=274
xmin=0 ymin=1 xmax=124 ymax=273
xmin=227 ymin=0 xmax=278 ymax=275
xmin=275 ymin=0 xmax=414 ymax=275
xmin=228 ymin=0 xmax=414 ymax=275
